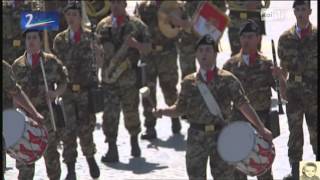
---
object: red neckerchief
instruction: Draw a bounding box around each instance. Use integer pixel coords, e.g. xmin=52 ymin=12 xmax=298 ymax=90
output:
xmin=300 ymin=23 xmax=312 ymax=40
xmin=74 ymin=29 xmax=81 ymax=43
xmin=32 ymin=53 xmax=40 ymax=69
xmin=249 ymin=51 xmax=258 ymax=66
xmin=206 ymin=67 xmax=217 ymax=83
xmin=116 ymin=15 xmax=125 ymax=27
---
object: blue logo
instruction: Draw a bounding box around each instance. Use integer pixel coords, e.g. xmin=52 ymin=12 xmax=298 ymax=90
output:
xmin=21 ymin=11 xmax=60 ymax=31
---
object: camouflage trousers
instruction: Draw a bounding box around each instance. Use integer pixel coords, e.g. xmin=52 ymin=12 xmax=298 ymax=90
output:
xmin=62 ymin=90 xmax=97 ymax=164
xmin=178 ymin=44 xmax=197 ymax=79
xmin=16 ymin=110 xmax=63 ymax=180
xmin=228 ymin=11 xmax=265 ymax=56
xmin=234 ymin=110 xmax=274 ymax=180
xmin=286 ymin=88 xmax=318 ymax=164
xmin=102 ymin=84 xmax=141 ymax=142
xmin=186 ymin=127 xmax=235 ymax=180
xmin=142 ymin=50 xmax=178 ymax=128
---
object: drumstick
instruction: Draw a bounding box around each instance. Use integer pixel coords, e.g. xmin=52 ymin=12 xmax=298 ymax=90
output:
xmin=39 ymin=58 xmax=57 ymax=132
xmin=139 ymin=86 xmax=156 ymax=110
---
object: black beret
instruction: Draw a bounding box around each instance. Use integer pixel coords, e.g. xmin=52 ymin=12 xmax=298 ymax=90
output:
xmin=293 ymin=0 xmax=310 ymax=8
xmin=195 ymin=34 xmax=219 ymax=52
xmin=63 ymin=1 xmax=82 ymax=13
xmin=239 ymin=19 xmax=260 ymax=36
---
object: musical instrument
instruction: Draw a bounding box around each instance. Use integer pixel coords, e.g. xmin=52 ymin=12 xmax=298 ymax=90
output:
xmin=157 ymin=1 xmax=183 ymax=39
xmin=3 ymin=109 xmax=48 ymax=164
xmin=217 ymin=121 xmax=275 ymax=176
xmin=192 ymin=1 xmax=229 ymax=42
xmin=85 ymin=0 xmax=110 ymax=18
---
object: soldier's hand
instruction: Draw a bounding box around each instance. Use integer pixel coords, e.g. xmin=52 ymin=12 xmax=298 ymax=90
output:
xmin=259 ymin=127 xmax=273 ymax=143
xmin=126 ymin=35 xmax=139 ymax=49
xmin=152 ymin=108 xmax=163 ymax=118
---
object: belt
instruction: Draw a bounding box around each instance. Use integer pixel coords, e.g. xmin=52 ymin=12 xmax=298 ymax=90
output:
xmin=229 ymin=10 xmax=261 ymax=20
xmin=190 ymin=123 xmax=223 ymax=132
xmin=68 ymin=83 xmax=88 ymax=92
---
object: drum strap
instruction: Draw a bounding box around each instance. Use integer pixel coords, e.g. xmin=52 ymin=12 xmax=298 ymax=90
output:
xmin=196 ymin=79 xmax=224 ymax=121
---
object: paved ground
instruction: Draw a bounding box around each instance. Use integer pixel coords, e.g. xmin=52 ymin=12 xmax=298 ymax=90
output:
xmin=4 ymin=1 xmax=318 ymax=180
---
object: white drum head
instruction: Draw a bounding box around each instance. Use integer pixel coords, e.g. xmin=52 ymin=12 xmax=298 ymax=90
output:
xmin=3 ymin=109 xmax=27 ymax=149
xmin=217 ymin=121 xmax=255 ymax=163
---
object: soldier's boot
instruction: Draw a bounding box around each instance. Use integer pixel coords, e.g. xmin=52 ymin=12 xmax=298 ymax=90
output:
xmin=171 ymin=118 xmax=181 ymax=134
xmin=141 ymin=127 xmax=157 ymax=140
xmin=65 ymin=162 xmax=76 ymax=180
xmin=101 ymin=142 xmax=119 ymax=163
xmin=283 ymin=162 xmax=299 ymax=180
xmin=131 ymin=135 xmax=141 ymax=157
xmin=86 ymin=157 xmax=100 ymax=178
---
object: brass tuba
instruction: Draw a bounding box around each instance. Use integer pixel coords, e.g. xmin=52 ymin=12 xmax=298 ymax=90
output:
xmin=157 ymin=1 xmax=184 ymax=39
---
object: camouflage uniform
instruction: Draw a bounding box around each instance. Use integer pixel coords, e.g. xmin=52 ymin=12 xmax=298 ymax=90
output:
xmin=226 ymin=1 xmax=270 ymax=56
xmin=135 ymin=1 xmax=179 ymax=133
xmin=2 ymin=1 xmax=32 ymax=64
xmin=223 ymin=52 xmax=274 ymax=180
xmin=2 ymin=60 xmax=24 ymax=176
xmin=12 ymin=52 xmax=68 ymax=180
xmin=278 ymin=24 xmax=318 ymax=167
xmin=177 ymin=0 xmax=227 ymax=79
xmin=96 ymin=14 xmax=150 ymax=144
xmin=53 ymin=27 xmax=97 ymax=164
xmin=175 ymin=68 xmax=250 ymax=180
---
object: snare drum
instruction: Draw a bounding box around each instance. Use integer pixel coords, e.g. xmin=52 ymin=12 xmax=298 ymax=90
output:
xmin=3 ymin=109 xmax=48 ymax=164
xmin=217 ymin=121 xmax=275 ymax=176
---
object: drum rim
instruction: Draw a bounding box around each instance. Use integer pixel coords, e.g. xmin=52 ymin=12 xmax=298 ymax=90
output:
xmin=217 ymin=121 xmax=256 ymax=163
xmin=3 ymin=108 xmax=27 ymax=149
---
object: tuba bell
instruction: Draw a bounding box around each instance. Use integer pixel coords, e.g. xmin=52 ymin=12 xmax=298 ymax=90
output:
xmin=157 ymin=1 xmax=184 ymax=39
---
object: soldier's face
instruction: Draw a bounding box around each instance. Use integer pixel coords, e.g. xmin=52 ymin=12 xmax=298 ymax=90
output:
xmin=240 ymin=32 xmax=261 ymax=53
xmin=64 ymin=9 xmax=82 ymax=27
xmin=196 ymin=45 xmax=216 ymax=71
xmin=304 ymin=166 xmax=316 ymax=177
xmin=110 ymin=1 xmax=127 ymax=16
xmin=25 ymin=32 xmax=41 ymax=52
xmin=294 ymin=5 xmax=311 ymax=24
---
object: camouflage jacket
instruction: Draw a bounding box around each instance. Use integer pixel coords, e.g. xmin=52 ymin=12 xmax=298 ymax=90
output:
xmin=96 ymin=14 xmax=151 ymax=86
xmin=223 ymin=52 xmax=275 ymax=111
xmin=226 ymin=0 xmax=270 ymax=12
xmin=134 ymin=1 xmax=177 ymax=52
xmin=3 ymin=60 xmax=22 ymax=109
xmin=278 ymin=24 xmax=318 ymax=92
xmin=175 ymin=69 xmax=249 ymax=124
xmin=11 ymin=52 xmax=68 ymax=109
xmin=53 ymin=27 xmax=94 ymax=88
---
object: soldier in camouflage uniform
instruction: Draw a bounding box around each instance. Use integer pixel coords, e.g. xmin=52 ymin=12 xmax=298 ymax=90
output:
xmin=95 ymin=0 xmax=151 ymax=163
xmin=2 ymin=0 xmax=32 ymax=64
xmin=2 ymin=60 xmax=44 ymax=180
xmin=226 ymin=0 xmax=270 ymax=56
xmin=177 ymin=0 xmax=227 ymax=80
xmin=153 ymin=34 xmax=273 ymax=180
xmin=11 ymin=29 xmax=68 ymax=180
xmin=223 ymin=20 xmax=287 ymax=180
xmin=53 ymin=2 xmax=100 ymax=179
xmin=134 ymin=0 xmax=182 ymax=139
xmin=277 ymin=1 xmax=318 ymax=179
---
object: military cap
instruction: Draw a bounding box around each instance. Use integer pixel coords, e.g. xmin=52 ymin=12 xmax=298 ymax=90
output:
xmin=195 ymin=34 xmax=219 ymax=52
xmin=239 ymin=19 xmax=260 ymax=36
xmin=293 ymin=0 xmax=310 ymax=8
xmin=63 ymin=1 xmax=82 ymax=14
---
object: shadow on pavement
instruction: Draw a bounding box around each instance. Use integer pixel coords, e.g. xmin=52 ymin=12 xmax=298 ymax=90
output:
xmin=146 ymin=133 xmax=186 ymax=151
xmin=102 ymin=157 xmax=168 ymax=174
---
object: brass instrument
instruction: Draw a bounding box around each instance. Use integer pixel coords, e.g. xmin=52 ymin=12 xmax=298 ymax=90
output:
xmin=81 ymin=0 xmax=91 ymax=28
xmin=157 ymin=1 xmax=184 ymax=39
xmin=103 ymin=40 xmax=131 ymax=84
xmin=85 ymin=0 xmax=110 ymax=18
